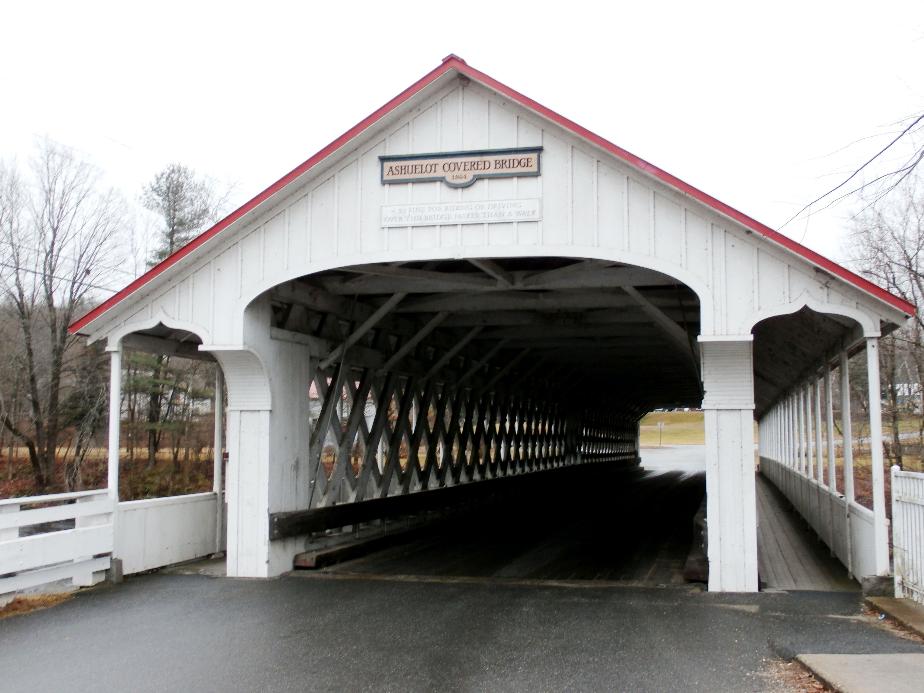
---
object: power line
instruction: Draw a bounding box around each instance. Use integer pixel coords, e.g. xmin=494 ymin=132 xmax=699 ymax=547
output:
xmin=782 ymin=112 xmax=924 ymax=232
xmin=0 ymin=261 xmax=122 ymax=294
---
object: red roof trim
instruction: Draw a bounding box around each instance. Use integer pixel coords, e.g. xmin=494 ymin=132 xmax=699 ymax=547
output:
xmin=69 ymin=59 xmax=459 ymax=334
xmin=70 ymin=56 xmax=913 ymax=334
xmin=447 ymin=60 xmax=914 ymax=317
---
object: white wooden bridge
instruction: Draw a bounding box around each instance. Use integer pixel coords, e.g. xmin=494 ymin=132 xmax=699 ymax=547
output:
xmin=2 ymin=55 xmax=922 ymax=598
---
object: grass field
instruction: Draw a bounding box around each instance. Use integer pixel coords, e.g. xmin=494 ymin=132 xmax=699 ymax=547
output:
xmin=0 ymin=448 xmax=216 ymax=500
xmin=639 ymin=410 xmax=705 ymax=446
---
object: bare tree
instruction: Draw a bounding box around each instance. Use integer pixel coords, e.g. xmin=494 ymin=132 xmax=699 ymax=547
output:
xmin=784 ymin=112 xmax=924 ymax=229
xmin=848 ymin=173 xmax=924 ymax=466
xmin=0 ymin=140 xmax=126 ymax=491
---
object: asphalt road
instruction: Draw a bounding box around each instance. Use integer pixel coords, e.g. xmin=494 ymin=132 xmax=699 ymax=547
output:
xmin=1 ymin=574 xmax=922 ymax=692
xmin=0 ymin=458 xmax=913 ymax=691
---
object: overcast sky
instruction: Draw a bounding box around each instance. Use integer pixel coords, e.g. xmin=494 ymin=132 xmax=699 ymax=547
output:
xmin=2 ymin=1 xmax=922 ymax=292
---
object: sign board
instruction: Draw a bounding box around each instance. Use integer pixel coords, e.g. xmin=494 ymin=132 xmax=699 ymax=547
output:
xmin=380 ymin=147 xmax=542 ymax=188
xmin=381 ymin=199 xmax=541 ymax=228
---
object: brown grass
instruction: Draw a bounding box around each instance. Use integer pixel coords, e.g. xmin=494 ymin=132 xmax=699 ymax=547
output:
xmin=640 ymin=410 xmax=705 ymax=446
xmin=0 ymin=593 xmax=71 ymax=620
xmin=1 ymin=448 xmax=216 ymax=501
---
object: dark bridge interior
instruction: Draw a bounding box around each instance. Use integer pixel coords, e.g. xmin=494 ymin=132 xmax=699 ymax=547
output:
xmin=120 ymin=257 xmax=867 ymax=587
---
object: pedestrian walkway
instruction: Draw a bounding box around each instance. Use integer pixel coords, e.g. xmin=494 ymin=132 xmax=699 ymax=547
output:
xmin=756 ymin=474 xmax=857 ymax=591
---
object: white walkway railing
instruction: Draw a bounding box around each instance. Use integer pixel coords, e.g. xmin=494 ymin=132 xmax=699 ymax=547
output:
xmin=761 ymin=456 xmax=876 ymax=579
xmin=115 ymin=492 xmax=220 ymax=575
xmin=2 ymin=488 xmax=224 ymax=599
xmin=0 ymin=490 xmax=113 ymax=598
xmin=892 ymin=466 xmax=924 ymax=604
xmin=757 ymin=348 xmax=891 ymax=581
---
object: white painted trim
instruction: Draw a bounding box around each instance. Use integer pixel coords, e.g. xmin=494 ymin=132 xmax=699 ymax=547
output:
xmin=102 ymin=310 xmax=212 ymax=349
xmin=745 ymin=294 xmax=880 ymax=336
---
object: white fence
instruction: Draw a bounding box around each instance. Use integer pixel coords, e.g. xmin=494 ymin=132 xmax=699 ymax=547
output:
xmin=0 ymin=490 xmax=113 ymax=598
xmin=892 ymin=466 xmax=924 ymax=604
xmin=761 ymin=456 xmax=877 ymax=579
xmin=1 ymin=490 xmax=223 ymax=599
xmin=115 ymin=492 xmax=220 ymax=575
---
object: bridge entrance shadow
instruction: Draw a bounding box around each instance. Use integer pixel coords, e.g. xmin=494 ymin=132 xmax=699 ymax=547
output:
xmin=309 ymin=464 xmax=704 ymax=586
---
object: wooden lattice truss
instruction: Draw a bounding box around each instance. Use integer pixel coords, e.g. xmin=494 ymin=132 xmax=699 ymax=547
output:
xmin=269 ymin=258 xmax=702 ymax=507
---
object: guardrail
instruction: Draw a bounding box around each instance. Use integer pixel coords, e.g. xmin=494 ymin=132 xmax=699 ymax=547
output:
xmin=892 ymin=466 xmax=924 ymax=604
xmin=0 ymin=490 xmax=113 ymax=598
xmin=760 ymin=456 xmax=876 ymax=580
xmin=115 ymin=492 xmax=220 ymax=575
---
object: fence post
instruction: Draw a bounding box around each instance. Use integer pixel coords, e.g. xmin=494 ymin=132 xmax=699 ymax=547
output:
xmin=72 ymin=494 xmax=110 ymax=587
xmin=891 ymin=465 xmax=903 ymax=598
xmin=0 ymin=503 xmax=19 ymax=542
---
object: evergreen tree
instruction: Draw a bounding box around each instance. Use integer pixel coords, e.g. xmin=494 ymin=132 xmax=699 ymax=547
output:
xmin=131 ymin=164 xmax=224 ymax=472
xmin=142 ymin=163 xmax=220 ymax=264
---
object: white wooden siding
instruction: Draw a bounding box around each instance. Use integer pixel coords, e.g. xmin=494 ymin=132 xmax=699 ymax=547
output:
xmin=84 ymin=80 xmax=901 ymax=349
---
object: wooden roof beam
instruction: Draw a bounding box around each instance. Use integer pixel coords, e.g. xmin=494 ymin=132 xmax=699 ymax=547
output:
xmin=467 ymin=258 xmax=514 ymax=287
xmin=314 ymin=265 xmax=682 ymax=295
xmin=396 ymin=289 xmax=696 ymax=313
xmin=378 ymin=311 xmax=449 ymax=374
xmin=319 ymin=293 xmax=406 ymax=370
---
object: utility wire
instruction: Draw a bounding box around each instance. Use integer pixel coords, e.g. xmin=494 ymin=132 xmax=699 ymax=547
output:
xmin=782 ymin=112 xmax=924 ymax=231
xmin=0 ymin=261 xmax=122 ymax=294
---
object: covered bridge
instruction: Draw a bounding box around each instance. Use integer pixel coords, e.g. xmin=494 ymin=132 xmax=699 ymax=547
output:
xmin=69 ymin=55 xmax=913 ymax=592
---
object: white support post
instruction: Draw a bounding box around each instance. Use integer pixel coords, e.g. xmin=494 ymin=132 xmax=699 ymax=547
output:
xmin=769 ymin=409 xmax=774 ymax=460
xmin=787 ymin=393 xmax=793 ymax=469
xmin=778 ymin=402 xmax=783 ymax=463
xmin=840 ymin=350 xmax=855 ymax=503
xmin=107 ymin=344 xmax=122 ymax=501
xmin=700 ymin=337 xmax=758 ymax=592
xmin=805 ymin=382 xmax=815 ymax=480
xmin=780 ymin=397 xmax=789 ymax=467
xmin=814 ymin=377 xmax=824 ymax=484
xmin=770 ymin=407 xmax=780 ymax=462
xmin=824 ymin=365 xmax=836 ymax=492
xmin=213 ymin=368 xmax=225 ymax=554
xmin=865 ymin=337 xmax=890 ymax=575
xmin=797 ymin=386 xmax=806 ymax=474
xmin=782 ymin=397 xmax=789 ymax=466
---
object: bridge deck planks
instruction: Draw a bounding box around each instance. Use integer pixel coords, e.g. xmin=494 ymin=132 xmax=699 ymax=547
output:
xmin=756 ymin=474 xmax=857 ymax=592
xmin=317 ymin=467 xmax=856 ymax=591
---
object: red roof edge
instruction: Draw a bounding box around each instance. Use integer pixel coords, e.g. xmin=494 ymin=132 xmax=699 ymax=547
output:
xmin=70 ymin=56 xmax=914 ymax=335
xmin=69 ymin=58 xmax=459 ymax=334
xmin=447 ymin=60 xmax=914 ymax=318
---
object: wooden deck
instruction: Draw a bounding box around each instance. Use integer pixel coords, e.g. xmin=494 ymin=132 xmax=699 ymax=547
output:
xmin=756 ymin=473 xmax=857 ymax=591
xmin=307 ymin=462 xmax=855 ymax=591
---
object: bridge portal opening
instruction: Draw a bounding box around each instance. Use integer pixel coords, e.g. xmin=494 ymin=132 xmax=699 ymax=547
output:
xmin=267 ymin=257 xmax=708 ymax=584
